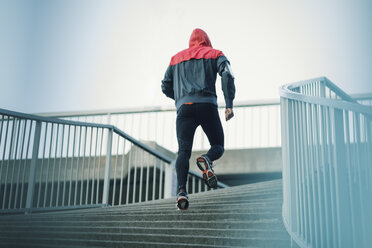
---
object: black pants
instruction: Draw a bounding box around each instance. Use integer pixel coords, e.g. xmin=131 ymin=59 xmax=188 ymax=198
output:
xmin=175 ymin=103 xmax=224 ymax=191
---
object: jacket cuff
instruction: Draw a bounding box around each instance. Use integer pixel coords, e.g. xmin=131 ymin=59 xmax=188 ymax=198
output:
xmin=225 ymin=99 xmax=233 ymax=109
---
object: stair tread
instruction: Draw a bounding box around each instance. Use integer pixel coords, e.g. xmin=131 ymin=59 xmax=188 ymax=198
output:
xmin=0 ymin=179 xmax=291 ymax=247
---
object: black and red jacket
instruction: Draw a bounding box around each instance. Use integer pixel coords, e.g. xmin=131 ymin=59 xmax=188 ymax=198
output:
xmin=161 ymin=28 xmax=235 ymax=110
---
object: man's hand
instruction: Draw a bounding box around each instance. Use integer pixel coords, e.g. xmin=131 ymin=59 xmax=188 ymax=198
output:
xmin=225 ymin=108 xmax=234 ymax=121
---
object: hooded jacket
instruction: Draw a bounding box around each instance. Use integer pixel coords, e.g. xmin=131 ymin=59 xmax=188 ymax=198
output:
xmin=161 ymin=28 xmax=235 ymax=110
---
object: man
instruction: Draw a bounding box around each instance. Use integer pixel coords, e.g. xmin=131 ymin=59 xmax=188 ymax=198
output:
xmin=161 ymin=28 xmax=235 ymax=210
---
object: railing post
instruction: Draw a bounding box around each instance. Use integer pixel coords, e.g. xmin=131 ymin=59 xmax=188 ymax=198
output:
xmin=102 ymin=128 xmax=113 ymax=206
xmin=164 ymin=160 xmax=177 ymax=199
xmin=281 ymin=98 xmax=298 ymax=234
xmin=333 ymin=109 xmax=351 ymax=247
xmin=25 ymin=120 xmax=42 ymax=213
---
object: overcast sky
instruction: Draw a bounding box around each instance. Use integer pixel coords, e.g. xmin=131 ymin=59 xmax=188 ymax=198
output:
xmin=1 ymin=0 xmax=371 ymax=113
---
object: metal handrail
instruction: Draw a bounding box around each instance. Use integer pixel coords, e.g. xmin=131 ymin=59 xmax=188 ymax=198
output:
xmin=36 ymin=100 xmax=284 ymax=151
xmin=280 ymin=77 xmax=372 ymax=115
xmin=36 ymin=99 xmax=281 ymax=118
xmin=0 ymin=108 xmax=171 ymax=164
xmin=280 ymin=76 xmax=372 ymax=248
xmin=0 ymin=108 xmax=227 ymax=214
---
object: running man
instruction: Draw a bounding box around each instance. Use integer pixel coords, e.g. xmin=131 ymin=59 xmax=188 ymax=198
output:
xmin=161 ymin=28 xmax=235 ymax=210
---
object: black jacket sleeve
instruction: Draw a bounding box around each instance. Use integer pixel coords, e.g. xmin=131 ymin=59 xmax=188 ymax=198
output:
xmin=217 ymin=56 xmax=235 ymax=108
xmin=161 ymin=66 xmax=174 ymax=100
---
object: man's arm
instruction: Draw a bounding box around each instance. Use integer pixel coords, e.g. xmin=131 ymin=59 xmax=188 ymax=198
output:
xmin=218 ymin=58 xmax=236 ymax=121
xmin=161 ymin=66 xmax=174 ymax=99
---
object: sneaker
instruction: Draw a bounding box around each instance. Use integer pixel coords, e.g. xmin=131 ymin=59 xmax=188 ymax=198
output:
xmin=196 ymin=155 xmax=218 ymax=189
xmin=177 ymin=189 xmax=189 ymax=210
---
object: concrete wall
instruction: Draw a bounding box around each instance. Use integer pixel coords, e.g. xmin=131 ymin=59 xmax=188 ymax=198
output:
xmin=189 ymin=147 xmax=282 ymax=175
xmin=0 ymin=143 xmax=281 ymax=185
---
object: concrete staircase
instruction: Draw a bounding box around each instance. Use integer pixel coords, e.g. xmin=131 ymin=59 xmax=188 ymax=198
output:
xmin=0 ymin=179 xmax=292 ymax=248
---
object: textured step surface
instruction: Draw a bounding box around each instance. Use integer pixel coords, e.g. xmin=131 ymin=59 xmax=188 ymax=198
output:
xmin=0 ymin=179 xmax=292 ymax=247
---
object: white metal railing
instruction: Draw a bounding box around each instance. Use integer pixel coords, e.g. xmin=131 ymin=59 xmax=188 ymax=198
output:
xmin=39 ymin=101 xmax=282 ymax=151
xmin=0 ymin=108 xmax=227 ymax=214
xmin=280 ymin=77 xmax=372 ymax=248
xmin=353 ymin=93 xmax=372 ymax=106
xmin=39 ymin=97 xmax=370 ymax=153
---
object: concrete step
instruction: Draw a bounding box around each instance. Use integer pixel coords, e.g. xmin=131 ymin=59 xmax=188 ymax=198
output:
xmin=0 ymin=219 xmax=285 ymax=230
xmin=1 ymin=212 xmax=282 ymax=222
xmin=0 ymin=207 xmax=281 ymax=223
xmin=0 ymin=179 xmax=291 ymax=247
xmin=1 ymin=226 xmax=288 ymax=239
xmin=0 ymin=192 xmax=282 ymax=220
xmin=0 ymin=237 xmax=283 ymax=248
xmin=0 ymin=199 xmax=283 ymax=222
xmin=0 ymin=233 xmax=290 ymax=247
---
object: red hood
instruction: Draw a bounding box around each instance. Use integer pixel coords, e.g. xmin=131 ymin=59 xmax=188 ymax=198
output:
xmin=189 ymin=28 xmax=212 ymax=48
xmin=170 ymin=28 xmax=222 ymax=66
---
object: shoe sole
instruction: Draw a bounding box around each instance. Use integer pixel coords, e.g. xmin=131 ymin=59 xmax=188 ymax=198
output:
xmin=177 ymin=197 xmax=189 ymax=210
xmin=197 ymin=157 xmax=218 ymax=189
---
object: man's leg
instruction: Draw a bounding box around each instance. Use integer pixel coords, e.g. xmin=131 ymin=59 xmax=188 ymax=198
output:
xmin=200 ymin=104 xmax=224 ymax=162
xmin=196 ymin=104 xmax=224 ymax=188
xmin=175 ymin=105 xmax=198 ymax=191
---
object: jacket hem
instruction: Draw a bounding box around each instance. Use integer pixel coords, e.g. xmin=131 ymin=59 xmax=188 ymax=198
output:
xmin=175 ymin=95 xmax=217 ymax=110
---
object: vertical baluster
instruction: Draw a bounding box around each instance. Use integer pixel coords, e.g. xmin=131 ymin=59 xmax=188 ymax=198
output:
xmin=50 ymin=124 xmax=60 ymax=207
xmin=20 ymin=120 xmax=33 ymax=208
xmin=267 ymin=106 xmax=270 ymax=147
xmin=9 ymin=118 xmax=21 ymax=209
xmin=293 ymin=101 xmax=303 ymax=239
xmin=154 ymin=112 xmax=158 ymax=146
xmin=139 ymin=149 xmax=144 ymax=202
xmin=308 ymin=104 xmax=319 ymax=246
xmin=303 ymin=102 xmax=314 ymax=243
xmin=152 ymin=157 xmax=158 ymax=201
xmin=319 ymin=105 xmax=331 ymax=247
xmin=132 ymin=145 xmax=138 ymax=203
xmin=112 ymin=133 xmax=120 ymax=205
xmin=118 ymin=138 xmax=126 ymax=205
xmin=102 ymin=128 xmax=112 ymax=206
xmin=145 ymin=151 xmax=150 ymax=202
xmin=277 ymin=105 xmax=281 ymax=146
xmin=250 ymin=107 xmax=254 ymax=148
xmin=74 ymin=126 xmax=82 ymax=206
xmin=62 ymin=125 xmax=71 ymax=207
xmin=0 ymin=115 xmax=6 ymax=198
xmin=2 ymin=118 xmax=16 ymax=209
xmin=159 ymin=161 xmax=164 ymax=199
xmin=80 ymin=126 xmax=87 ymax=206
xmin=14 ymin=119 xmax=27 ymax=208
xmin=333 ymin=108 xmax=352 ymax=247
xmin=0 ymin=115 xmax=4 ymax=143
xmin=126 ymin=143 xmax=133 ymax=205
xmin=85 ymin=127 xmax=93 ymax=205
xmin=96 ymin=128 xmax=104 ymax=204
xmin=343 ymin=111 xmax=357 ymax=246
xmin=25 ymin=120 xmax=42 ymax=212
xmin=43 ymin=123 xmax=54 ymax=207
xmin=353 ymin=112 xmax=367 ymax=246
xmin=192 ymin=176 xmax=195 ymax=194
xmin=326 ymin=107 xmax=338 ymax=247
xmin=56 ymin=124 xmax=65 ymax=207
xmin=67 ymin=125 xmax=77 ymax=206
xmin=313 ymin=104 xmax=325 ymax=247
xmin=198 ymin=177 xmax=201 ymax=193
xmin=36 ymin=123 xmax=47 ymax=208
xmin=90 ymin=128 xmax=99 ymax=204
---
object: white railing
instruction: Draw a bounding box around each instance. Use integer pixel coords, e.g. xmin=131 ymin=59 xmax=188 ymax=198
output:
xmin=280 ymin=77 xmax=372 ymax=248
xmin=0 ymin=108 xmax=227 ymax=214
xmin=39 ymin=100 xmax=282 ymax=152
xmin=353 ymin=93 xmax=372 ymax=106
